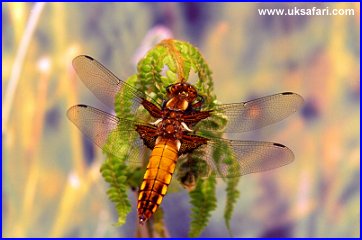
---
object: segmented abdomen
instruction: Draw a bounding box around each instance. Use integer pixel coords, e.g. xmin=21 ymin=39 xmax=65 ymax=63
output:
xmin=137 ymin=137 xmax=178 ymax=223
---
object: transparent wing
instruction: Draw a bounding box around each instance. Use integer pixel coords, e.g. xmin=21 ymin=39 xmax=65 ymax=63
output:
xmin=72 ymin=55 xmax=160 ymax=111
xmin=67 ymin=104 xmax=151 ymax=164
xmin=178 ymin=137 xmax=294 ymax=178
xmin=200 ymin=92 xmax=304 ymax=133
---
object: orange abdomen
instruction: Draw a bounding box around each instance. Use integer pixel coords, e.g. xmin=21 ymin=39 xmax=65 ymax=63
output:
xmin=137 ymin=137 xmax=178 ymax=223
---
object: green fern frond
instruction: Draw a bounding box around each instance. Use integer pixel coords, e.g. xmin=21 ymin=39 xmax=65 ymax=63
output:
xmin=224 ymin=177 xmax=240 ymax=235
xmin=101 ymin=73 xmax=141 ymax=226
xmin=189 ymin=176 xmax=217 ymax=237
xmin=100 ymin=156 xmax=131 ymax=226
xmin=222 ymin=143 xmax=241 ymax=234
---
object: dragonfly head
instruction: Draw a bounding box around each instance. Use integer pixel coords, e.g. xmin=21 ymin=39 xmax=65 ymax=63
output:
xmin=165 ymin=83 xmax=199 ymax=111
xmin=166 ymin=82 xmax=198 ymax=103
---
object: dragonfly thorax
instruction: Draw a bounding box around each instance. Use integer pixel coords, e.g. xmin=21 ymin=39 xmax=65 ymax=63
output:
xmin=150 ymin=108 xmax=193 ymax=139
xmin=156 ymin=116 xmax=184 ymax=139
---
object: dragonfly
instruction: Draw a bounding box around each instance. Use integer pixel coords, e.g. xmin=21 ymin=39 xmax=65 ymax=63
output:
xmin=67 ymin=55 xmax=304 ymax=224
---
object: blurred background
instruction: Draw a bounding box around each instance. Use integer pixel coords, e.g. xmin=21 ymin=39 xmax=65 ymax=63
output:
xmin=2 ymin=2 xmax=360 ymax=237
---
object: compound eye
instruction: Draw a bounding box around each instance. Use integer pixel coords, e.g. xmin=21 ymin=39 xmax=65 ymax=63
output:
xmin=166 ymin=84 xmax=173 ymax=93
